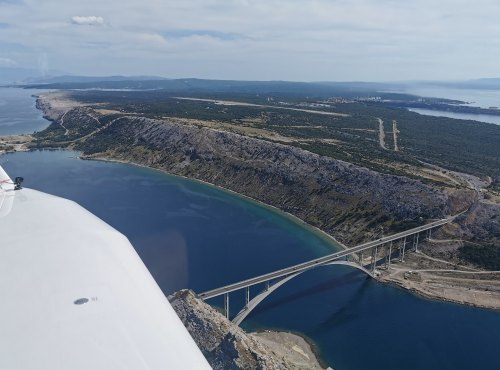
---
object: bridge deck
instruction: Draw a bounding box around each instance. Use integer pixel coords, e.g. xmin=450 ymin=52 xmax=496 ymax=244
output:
xmin=199 ymin=217 xmax=452 ymax=299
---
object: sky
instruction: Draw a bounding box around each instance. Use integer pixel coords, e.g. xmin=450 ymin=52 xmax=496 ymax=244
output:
xmin=0 ymin=0 xmax=499 ymax=82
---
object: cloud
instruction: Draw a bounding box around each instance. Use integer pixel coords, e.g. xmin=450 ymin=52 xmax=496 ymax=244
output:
xmin=71 ymin=16 xmax=104 ymax=26
xmin=0 ymin=1 xmax=499 ymax=80
xmin=136 ymin=33 xmax=168 ymax=47
xmin=0 ymin=57 xmax=17 ymax=66
xmin=162 ymin=29 xmax=243 ymax=41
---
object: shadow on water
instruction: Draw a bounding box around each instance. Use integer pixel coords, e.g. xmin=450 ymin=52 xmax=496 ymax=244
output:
xmin=309 ymin=278 xmax=372 ymax=333
xmin=251 ymin=267 xmax=369 ymax=316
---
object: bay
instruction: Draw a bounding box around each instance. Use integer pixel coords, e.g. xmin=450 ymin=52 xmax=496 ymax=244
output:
xmin=409 ymin=107 xmax=500 ymax=125
xmin=404 ymin=85 xmax=500 ymax=125
xmin=403 ymin=86 xmax=500 ymax=109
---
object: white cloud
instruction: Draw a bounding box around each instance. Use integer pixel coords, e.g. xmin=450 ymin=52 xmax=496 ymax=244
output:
xmin=0 ymin=57 xmax=17 ymax=66
xmin=71 ymin=16 xmax=104 ymax=26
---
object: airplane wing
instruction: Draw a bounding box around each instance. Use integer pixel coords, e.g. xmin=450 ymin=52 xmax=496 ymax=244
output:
xmin=0 ymin=165 xmax=210 ymax=369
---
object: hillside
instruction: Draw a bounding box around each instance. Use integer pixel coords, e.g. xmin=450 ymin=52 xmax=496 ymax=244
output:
xmin=28 ymin=91 xmax=499 ymax=269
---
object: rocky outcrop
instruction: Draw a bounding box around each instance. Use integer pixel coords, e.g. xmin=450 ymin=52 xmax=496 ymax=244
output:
xmin=169 ymin=290 xmax=326 ymax=370
xmin=31 ymin=93 xmax=481 ymax=245
xmin=71 ymin=114 xmax=465 ymax=244
xmin=455 ymin=201 xmax=500 ymax=241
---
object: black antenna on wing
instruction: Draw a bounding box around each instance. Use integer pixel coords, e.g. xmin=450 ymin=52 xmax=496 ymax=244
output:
xmin=14 ymin=177 xmax=24 ymax=190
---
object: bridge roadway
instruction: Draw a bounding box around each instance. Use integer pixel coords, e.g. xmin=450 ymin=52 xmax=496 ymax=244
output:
xmin=199 ymin=217 xmax=452 ymax=300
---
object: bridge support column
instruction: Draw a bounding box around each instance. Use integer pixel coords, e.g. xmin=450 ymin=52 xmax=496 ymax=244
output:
xmin=415 ymin=233 xmax=420 ymax=252
xmin=388 ymin=241 xmax=392 ymax=269
xmin=401 ymin=237 xmax=406 ymax=262
xmin=245 ymin=287 xmax=250 ymax=308
xmin=224 ymin=293 xmax=229 ymax=319
xmin=265 ymin=281 xmax=270 ymax=291
xmin=371 ymin=246 xmax=378 ymax=272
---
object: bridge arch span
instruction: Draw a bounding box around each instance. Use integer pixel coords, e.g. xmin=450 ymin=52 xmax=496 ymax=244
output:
xmin=232 ymin=260 xmax=373 ymax=325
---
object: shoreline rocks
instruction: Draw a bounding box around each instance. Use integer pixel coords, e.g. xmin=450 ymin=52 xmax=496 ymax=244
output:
xmin=169 ymin=289 xmax=328 ymax=370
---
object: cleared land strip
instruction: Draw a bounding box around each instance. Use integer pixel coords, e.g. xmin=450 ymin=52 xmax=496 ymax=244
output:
xmin=175 ymin=97 xmax=349 ymax=117
xmin=377 ymin=118 xmax=386 ymax=149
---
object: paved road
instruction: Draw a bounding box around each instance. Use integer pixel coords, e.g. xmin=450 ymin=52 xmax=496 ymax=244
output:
xmin=199 ymin=217 xmax=452 ymax=299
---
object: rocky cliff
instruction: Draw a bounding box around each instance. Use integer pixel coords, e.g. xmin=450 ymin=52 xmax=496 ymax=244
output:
xmin=169 ymin=290 xmax=327 ymax=370
xmin=65 ymin=113 xmax=470 ymax=244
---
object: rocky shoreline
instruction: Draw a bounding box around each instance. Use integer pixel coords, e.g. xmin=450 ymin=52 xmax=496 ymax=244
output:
xmin=169 ymin=289 xmax=330 ymax=369
xmin=381 ymin=274 xmax=500 ymax=310
xmin=32 ymin=92 xmax=481 ymax=244
xmin=79 ymin=154 xmax=350 ymax=251
xmin=0 ymin=134 xmax=32 ymax=155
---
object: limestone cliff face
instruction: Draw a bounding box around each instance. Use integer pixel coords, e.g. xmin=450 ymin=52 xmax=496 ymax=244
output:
xmin=169 ymin=290 xmax=325 ymax=370
xmin=455 ymin=201 xmax=500 ymax=242
xmin=73 ymin=114 xmax=462 ymax=244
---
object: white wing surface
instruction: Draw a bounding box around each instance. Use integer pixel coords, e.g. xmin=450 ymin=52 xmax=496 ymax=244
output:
xmin=0 ymin=165 xmax=210 ymax=370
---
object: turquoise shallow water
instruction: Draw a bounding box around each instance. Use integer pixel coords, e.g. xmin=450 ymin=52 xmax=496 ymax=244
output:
xmin=1 ymin=88 xmax=500 ymax=370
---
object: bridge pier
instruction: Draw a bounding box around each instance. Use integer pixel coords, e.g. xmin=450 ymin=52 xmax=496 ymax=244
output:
xmin=224 ymin=293 xmax=230 ymax=319
xmin=245 ymin=287 xmax=250 ymax=308
xmin=371 ymin=246 xmax=378 ymax=272
xmin=388 ymin=241 xmax=392 ymax=269
xmin=400 ymin=237 xmax=406 ymax=262
xmin=415 ymin=233 xmax=420 ymax=252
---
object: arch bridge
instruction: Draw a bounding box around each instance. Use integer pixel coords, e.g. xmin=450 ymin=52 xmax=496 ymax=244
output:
xmin=198 ymin=217 xmax=454 ymax=326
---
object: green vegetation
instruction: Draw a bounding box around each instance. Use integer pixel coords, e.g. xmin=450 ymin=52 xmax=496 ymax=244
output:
xmin=459 ymin=243 xmax=500 ymax=270
xmin=31 ymin=89 xmax=499 ymax=251
xmin=45 ymin=89 xmax=499 ymax=184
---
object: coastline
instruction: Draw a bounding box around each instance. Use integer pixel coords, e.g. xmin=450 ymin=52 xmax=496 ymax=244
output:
xmin=170 ymin=289 xmax=329 ymax=369
xmin=80 ymin=153 xmax=349 ymax=252
xmin=4 ymin=145 xmax=499 ymax=311
xmin=379 ymin=268 xmax=500 ymax=310
xmin=251 ymin=329 xmax=331 ymax=370
xmin=0 ymin=134 xmax=32 ymax=156
xmin=80 ymin=154 xmax=500 ymax=311
xmin=383 ymin=278 xmax=500 ymax=310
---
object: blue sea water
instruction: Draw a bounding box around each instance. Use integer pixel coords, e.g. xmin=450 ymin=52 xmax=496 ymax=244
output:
xmin=0 ymin=87 xmax=50 ymax=135
xmin=1 ymin=88 xmax=500 ymax=370
xmin=404 ymin=86 xmax=500 ymax=125
xmin=409 ymin=108 xmax=500 ymax=126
